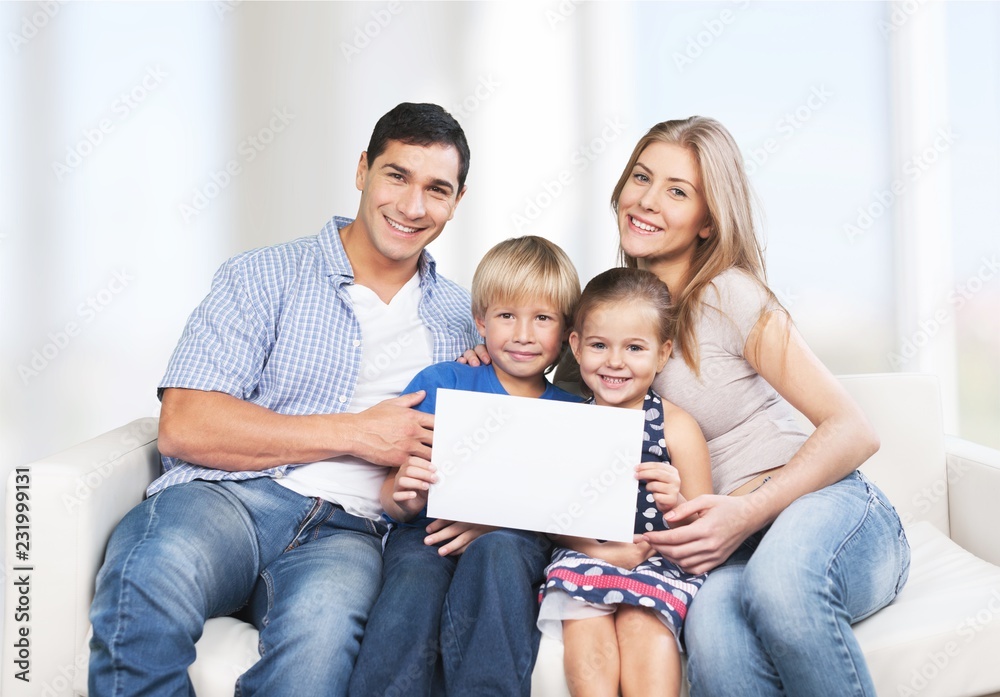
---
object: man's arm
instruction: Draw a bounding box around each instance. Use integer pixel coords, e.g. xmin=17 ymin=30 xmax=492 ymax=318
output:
xmin=157 ymin=387 xmax=434 ymax=471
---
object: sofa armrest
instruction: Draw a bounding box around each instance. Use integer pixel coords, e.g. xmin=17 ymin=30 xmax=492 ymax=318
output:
xmin=2 ymin=418 xmax=160 ymax=697
xmin=946 ymin=434 xmax=1000 ymax=568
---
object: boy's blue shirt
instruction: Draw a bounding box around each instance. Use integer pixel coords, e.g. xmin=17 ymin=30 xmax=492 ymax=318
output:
xmin=386 ymin=361 xmax=581 ymax=527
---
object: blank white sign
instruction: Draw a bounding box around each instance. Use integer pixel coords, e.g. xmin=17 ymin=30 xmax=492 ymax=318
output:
xmin=426 ymin=388 xmax=643 ymax=543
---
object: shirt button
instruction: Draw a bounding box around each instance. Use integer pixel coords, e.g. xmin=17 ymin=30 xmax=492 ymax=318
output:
xmin=273 ymin=471 xmax=283 ymax=479
xmin=353 ymin=339 xmax=361 ymax=347
xmin=339 ymin=396 xmax=347 ymax=403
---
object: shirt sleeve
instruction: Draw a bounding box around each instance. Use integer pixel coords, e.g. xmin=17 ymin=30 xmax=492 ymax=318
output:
xmin=400 ymin=363 xmax=463 ymax=415
xmin=158 ymin=256 xmax=274 ymax=400
xmin=703 ymin=270 xmax=781 ymax=357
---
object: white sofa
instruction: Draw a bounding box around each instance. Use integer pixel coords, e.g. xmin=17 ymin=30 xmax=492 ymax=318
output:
xmin=4 ymin=373 xmax=1000 ymax=697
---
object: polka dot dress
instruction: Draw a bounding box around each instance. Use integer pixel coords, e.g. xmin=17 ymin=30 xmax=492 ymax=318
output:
xmin=538 ymin=390 xmax=706 ymax=644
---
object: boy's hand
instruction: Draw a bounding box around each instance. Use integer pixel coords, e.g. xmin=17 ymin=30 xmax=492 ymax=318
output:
xmin=424 ymin=518 xmax=497 ymax=556
xmin=456 ymin=344 xmax=491 ymax=366
xmin=392 ymin=456 xmax=436 ymax=514
xmin=636 ymin=461 xmax=682 ymax=513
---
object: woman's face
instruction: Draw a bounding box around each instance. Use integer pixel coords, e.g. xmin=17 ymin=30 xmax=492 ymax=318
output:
xmin=617 ymin=141 xmax=712 ymax=277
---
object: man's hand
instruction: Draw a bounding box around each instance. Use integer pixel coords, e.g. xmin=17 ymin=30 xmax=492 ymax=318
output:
xmin=349 ymin=392 xmax=434 ymax=467
xmin=424 ymin=519 xmax=497 ymax=556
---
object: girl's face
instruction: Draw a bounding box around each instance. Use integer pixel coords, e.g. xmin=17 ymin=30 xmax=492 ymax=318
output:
xmin=569 ymin=300 xmax=671 ymax=410
xmin=617 ymin=141 xmax=712 ymax=277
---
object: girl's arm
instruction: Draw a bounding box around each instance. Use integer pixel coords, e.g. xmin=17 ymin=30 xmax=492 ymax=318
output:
xmin=645 ymin=310 xmax=879 ymax=574
xmin=550 ymin=535 xmax=654 ymax=569
xmin=637 ymin=403 xmax=713 ymax=526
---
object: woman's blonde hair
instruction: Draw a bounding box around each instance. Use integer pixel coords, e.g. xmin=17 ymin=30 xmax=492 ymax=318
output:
xmin=611 ymin=116 xmax=784 ymax=374
xmin=472 ymin=235 xmax=581 ymax=329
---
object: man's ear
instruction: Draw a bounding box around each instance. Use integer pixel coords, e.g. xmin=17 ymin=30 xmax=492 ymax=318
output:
xmin=355 ymin=152 xmax=369 ymax=192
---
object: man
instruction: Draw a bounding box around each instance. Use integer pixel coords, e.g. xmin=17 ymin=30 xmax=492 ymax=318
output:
xmin=88 ymin=102 xmax=478 ymax=696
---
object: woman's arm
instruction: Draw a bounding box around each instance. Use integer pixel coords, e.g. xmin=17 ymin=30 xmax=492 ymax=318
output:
xmin=645 ymin=311 xmax=879 ymax=574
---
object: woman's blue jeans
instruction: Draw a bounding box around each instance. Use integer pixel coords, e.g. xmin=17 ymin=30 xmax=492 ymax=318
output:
xmin=88 ymin=477 xmax=385 ymax=697
xmin=685 ymin=470 xmax=911 ymax=697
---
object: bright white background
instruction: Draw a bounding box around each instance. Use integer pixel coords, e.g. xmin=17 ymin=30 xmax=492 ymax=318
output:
xmin=2 ymin=0 xmax=998 ymax=607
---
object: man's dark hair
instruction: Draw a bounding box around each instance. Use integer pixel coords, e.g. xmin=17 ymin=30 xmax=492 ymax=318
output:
xmin=366 ymin=102 xmax=471 ymax=191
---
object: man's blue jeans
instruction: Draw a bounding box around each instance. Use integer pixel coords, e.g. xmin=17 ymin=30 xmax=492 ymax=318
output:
xmin=88 ymin=477 xmax=385 ymax=697
xmin=685 ymin=470 xmax=911 ymax=697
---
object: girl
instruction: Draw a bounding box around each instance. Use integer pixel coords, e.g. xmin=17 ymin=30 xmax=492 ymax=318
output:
xmin=538 ymin=267 xmax=712 ymax=697
xmin=610 ymin=117 xmax=910 ymax=696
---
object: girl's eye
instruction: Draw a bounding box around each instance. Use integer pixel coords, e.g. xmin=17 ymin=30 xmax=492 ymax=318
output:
xmin=590 ymin=342 xmax=606 ymax=350
xmin=669 ymin=187 xmax=687 ymax=198
xmin=627 ymin=344 xmax=645 ymax=352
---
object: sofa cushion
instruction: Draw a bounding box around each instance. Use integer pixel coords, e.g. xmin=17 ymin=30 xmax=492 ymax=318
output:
xmin=74 ymin=522 xmax=1000 ymax=697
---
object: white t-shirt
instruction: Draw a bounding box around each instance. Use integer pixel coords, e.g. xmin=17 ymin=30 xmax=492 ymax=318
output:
xmin=276 ymin=273 xmax=434 ymax=519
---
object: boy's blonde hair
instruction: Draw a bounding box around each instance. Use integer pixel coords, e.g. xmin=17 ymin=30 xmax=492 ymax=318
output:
xmin=471 ymin=236 xmax=580 ymax=327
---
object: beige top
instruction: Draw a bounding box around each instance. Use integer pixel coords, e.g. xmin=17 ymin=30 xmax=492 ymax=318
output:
xmin=654 ymin=268 xmax=808 ymax=495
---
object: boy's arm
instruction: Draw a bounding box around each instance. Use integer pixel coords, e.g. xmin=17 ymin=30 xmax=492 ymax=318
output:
xmin=381 ymin=457 xmax=436 ymax=522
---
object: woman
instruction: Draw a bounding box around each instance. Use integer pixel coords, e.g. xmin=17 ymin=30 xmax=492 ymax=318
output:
xmin=611 ymin=116 xmax=910 ymax=695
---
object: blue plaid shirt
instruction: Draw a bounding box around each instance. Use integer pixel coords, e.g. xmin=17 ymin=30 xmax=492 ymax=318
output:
xmin=149 ymin=215 xmax=479 ymax=495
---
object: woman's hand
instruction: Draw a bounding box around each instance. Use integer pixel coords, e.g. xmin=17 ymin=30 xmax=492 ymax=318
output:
xmin=424 ymin=519 xmax=497 ymax=556
xmin=457 ymin=344 xmax=491 ymax=366
xmin=643 ymin=493 xmax=767 ymax=574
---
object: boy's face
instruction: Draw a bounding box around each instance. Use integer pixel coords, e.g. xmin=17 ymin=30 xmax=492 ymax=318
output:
xmin=475 ymin=298 xmax=567 ymax=398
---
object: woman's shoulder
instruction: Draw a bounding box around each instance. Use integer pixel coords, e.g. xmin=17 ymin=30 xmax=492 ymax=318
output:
xmin=701 ymin=267 xmax=776 ymax=318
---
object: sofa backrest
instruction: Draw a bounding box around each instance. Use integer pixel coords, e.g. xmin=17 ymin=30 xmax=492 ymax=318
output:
xmin=806 ymin=373 xmax=949 ymax=534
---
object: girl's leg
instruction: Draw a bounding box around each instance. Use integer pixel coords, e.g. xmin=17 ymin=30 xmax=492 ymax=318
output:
xmin=616 ymin=606 xmax=681 ymax=697
xmin=562 ymin=615 xmax=620 ymax=697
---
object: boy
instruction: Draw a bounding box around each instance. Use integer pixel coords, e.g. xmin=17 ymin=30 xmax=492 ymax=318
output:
xmin=349 ymin=236 xmax=582 ymax=697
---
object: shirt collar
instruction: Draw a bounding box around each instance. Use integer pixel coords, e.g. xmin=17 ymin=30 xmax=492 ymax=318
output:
xmin=319 ymin=215 xmax=439 ymax=286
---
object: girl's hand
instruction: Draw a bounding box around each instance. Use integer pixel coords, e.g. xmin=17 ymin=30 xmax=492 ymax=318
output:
xmin=457 ymin=344 xmax=491 ymax=366
xmin=424 ymin=518 xmax=497 ymax=556
xmin=643 ymin=494 xmax=765 ymax=575
xmin=636 ymin=461 xmax=682 ymax=513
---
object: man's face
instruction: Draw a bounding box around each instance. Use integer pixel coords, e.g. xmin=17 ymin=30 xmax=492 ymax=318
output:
xmin=353 ymin=140 xmax=466 ymax=268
